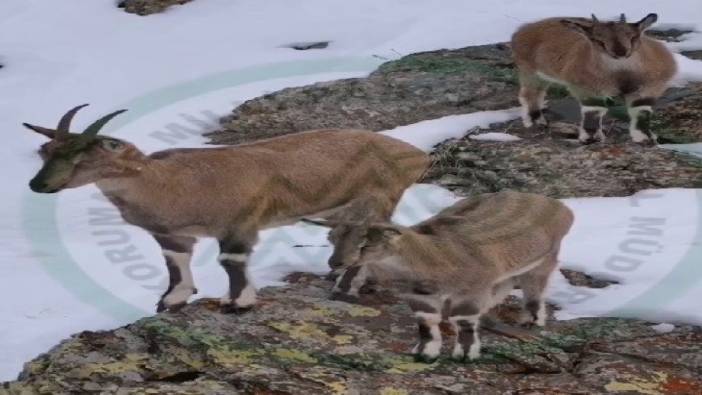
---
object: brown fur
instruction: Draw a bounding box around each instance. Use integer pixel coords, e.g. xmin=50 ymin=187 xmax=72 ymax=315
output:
xmin=511 ymin=13 xmax=677 ymax=143
xmin=26 ymin=108 xmax=429 ymax=312
xmin=324 ymin=191 xmax=573 ymax=361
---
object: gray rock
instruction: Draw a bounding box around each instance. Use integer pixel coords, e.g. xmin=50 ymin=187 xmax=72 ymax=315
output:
xmin=208 ymin=44 xmax=519 ymax=144
xmin=5 ymin=274 xmax=702 ymax=394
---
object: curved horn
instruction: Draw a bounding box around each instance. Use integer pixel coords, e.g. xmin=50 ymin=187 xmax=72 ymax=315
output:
xmin=591 ymin=14 xmax=599 ymax=23
xmin=82 ymin=109 xmax=127 ymax=137
xmin=56 ymin=104 xmax=89 ymax=136
xmin=620 ymin=13 xmax=626 ymax=22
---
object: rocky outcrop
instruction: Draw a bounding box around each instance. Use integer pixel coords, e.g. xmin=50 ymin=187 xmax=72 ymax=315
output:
xmin=118 ymin=0 xmax=194 ymax=16
xmin=5 ymin=36 xmax=702 ymax=394
xmin=426 ymin=92 xmax=702 ymax=198
xmin=209 ymin=44 xmax=519 ymax=145
xmin=5 ymin=274 xmax=702 ymax=394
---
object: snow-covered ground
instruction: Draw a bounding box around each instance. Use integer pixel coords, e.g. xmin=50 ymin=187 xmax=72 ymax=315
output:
xmin=2 ymin=0 xmax=702 ymax=381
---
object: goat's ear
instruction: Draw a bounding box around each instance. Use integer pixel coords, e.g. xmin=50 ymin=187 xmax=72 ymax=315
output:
xmin=634 ymin=13 xmax=657 ymax=31
xmin=22 ymin=123 xmax=56 ymax=139
xmin=561 ymin=19 xmax=593 ymax=36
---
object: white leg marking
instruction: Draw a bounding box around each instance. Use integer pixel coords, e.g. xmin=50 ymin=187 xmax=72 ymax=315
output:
xmin=234 ymin=283 xmax=257 ymax=307
xmin=535 ymin=300 xmax=547 ymax=327
xmin=468 ymin=335 xmax=482 ymax=360
xmin=519 ymin=96 xmax=533 ymax=128
xmin=449 ymin=314 xmax=481 ymax=360
xmin=628 ymin=106 xmax=653 ymax=143
xmin=415 ymin=312 xmax=442 ymax=359
xmin=218 ymin=252 xmax=248 ymax=262
xmin=162 ymin=250 xmax=195 ymax=306
xmin=580 ymin=105 xmax=607 ymax=142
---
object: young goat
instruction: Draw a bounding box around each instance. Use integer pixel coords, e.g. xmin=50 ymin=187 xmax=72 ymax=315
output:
xmin=25 ymin=104 xmax=429 ymax=313
xmin=512 ymin=13 xmax=676 ymax=144
xmin=306 ymin=191 xmax=573 ymax=362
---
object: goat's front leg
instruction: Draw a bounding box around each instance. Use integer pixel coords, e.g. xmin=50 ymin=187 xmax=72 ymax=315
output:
xmin=626 ymin=97 xmax=657 ymax=144
xmin=153 ymin=234 xmax=197 ymax=313
xmin=330 ymin=264 xmax=369 ymax=303
xmin=407 ymin=295 xmax=443 ymax=363
xmin=577 ymin=97 xmax=609 ymax=144
xmin=217 ymin=237 xmax=256 ymax=313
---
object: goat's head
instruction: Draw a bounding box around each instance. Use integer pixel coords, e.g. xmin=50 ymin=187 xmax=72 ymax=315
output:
xmin=302 ymin=218 xmax=404 ymax=270
xmin=561 ymin=13 xmax=658 ymax=59
xmin=25 ymin=104 xmax=140 ymax=193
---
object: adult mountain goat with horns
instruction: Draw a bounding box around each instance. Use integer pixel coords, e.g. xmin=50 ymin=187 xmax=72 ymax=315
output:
xmin=512 ymin=13 xmax=677 ymax=144
xmin=25 ymin=104 xmax=429 ymax=313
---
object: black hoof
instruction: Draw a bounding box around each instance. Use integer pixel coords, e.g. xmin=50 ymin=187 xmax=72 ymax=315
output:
xmin=413 ymin=353 xmax=438 ymax=364
xmin=325 ymin=272 xmax=341 ymax=281
xmin=156 ymin=301 xmax=186 ymax=313
xmin=220 ymin=304 xmax=254 ymax=314
xmin=330 ymin=292 xmax=359 ymax=304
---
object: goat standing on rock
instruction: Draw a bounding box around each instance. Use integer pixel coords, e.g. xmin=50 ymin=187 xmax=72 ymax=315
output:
xmin=512 ymin=13 xmax=677 ymax=144
xmin=25 ymin=104 xmax=429 ymax=313
xmin=306 ymin=191 xmax=573 ymax=362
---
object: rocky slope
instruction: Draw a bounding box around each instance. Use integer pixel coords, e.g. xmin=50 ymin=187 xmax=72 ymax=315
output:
xmin=4 ymin=274 xmax=702 ymax=394
xmin=5 ymin=35 xmax=702 ymax=394
xmin=118 ymin=0 xmax=194 ymax=16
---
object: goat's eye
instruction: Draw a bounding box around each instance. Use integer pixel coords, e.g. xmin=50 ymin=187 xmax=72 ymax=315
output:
xmin=101 ymin=140 xmax=124 ymax=152
xmin=592 ymin=39 xmax=606 ymax=48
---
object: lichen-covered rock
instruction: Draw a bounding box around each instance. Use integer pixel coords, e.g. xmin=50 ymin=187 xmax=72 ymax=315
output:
xmin=209 ymin=44 xmax=520 ymax=144
xmin=118 ymin=0 xmax=193 ymax=16
xmin=4 ymin=274 xmax=702 ymax=394
xmin=425 ymin=92 xmax=702 ymax=198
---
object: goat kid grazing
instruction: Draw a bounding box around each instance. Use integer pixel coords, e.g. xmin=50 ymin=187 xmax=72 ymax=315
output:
xmin=25 ymin=104 xmax=429 ymax=313
xmin=305 ymin=191 xmax=573 ymax=362
xmin=512 ymin=13 xmax=677 ymax=144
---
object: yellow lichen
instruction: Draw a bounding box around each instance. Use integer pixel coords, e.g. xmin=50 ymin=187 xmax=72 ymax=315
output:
xmin=604 ymin=372 xmax=668 ymax=395
xmin=273 ymin=348 xmax=318 ymax=364
xmin=379 ymin=387 xmax=409 ymax=395
xmin=76 ymin=353 xmax=148 ymax=378
xmin=384 ymin=356 xmax=434 ymax=374
xmin=308 ymin=306 xmax=336 ymax=317
xmin=332 ymin=335 xmax=354 ymax=345
xmin=269 ymin=321 xmax=328 ymax=340
xmin=169 ymin=349 xmax=205 ymax=370
xmin=207 ymin=348 xmax=261 ymax=367
xmin=270 ymin=321 xmax=354 ymax=345
xmin=347 ymin=306 xmax=381 ymax=317
xmin=327 ymin=381 xmax=348 ymax=394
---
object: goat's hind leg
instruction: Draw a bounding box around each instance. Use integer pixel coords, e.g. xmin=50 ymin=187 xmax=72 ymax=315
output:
xmin=518 ymin=72 xmax=549 ymax=128
xmin=576 ymin=96 xmax=610 ymax=144
xmin=153 ymin=234 xmax=197 ymax=313
xmin=516 ymin=253 xmax=558 ymax=327
xmin=217 ymin=236 xmax=257 ymax=313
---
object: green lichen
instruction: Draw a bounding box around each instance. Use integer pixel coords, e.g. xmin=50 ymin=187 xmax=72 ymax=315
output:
xmin=273 ymin=348 xmax=318 ymax=364
xmin=379 ymin=56 xmax=517 ymax=83
xmin=75 ymin=353 xmax=148 ymax=379
xmin=384 ymin=355 xmax=435 ymax=374
xmin=208 ymin=348 xmax=261 ymax=367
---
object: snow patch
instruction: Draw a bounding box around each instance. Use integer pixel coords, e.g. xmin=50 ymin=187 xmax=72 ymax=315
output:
xmin=380 ymin=109 xmax=520 ymax=151
xmin=469 ymin=132 xmax=521 ymax=142
xmin=650 ymin=323 xmax=676 ymax=333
